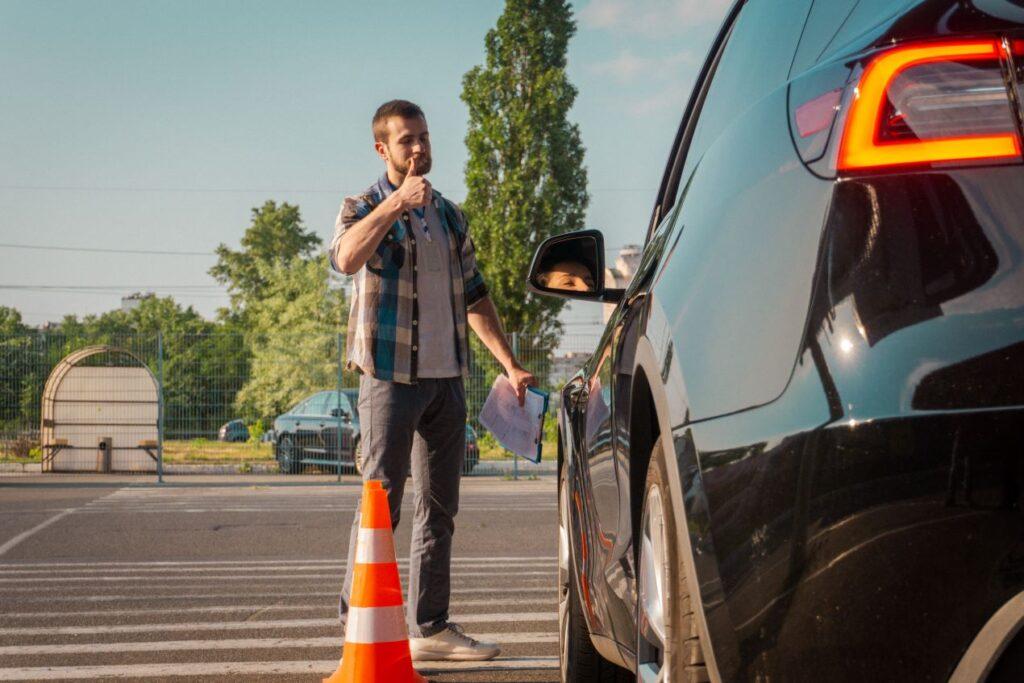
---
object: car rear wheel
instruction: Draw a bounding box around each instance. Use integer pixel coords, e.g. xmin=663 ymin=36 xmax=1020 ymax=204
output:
xmin=558 ymin=458 xmax=634 ymax=683
xmin=636 ymin=442 xmax=708 ymax=683
xmin=276 ymin=434 xmax=300 ymax=474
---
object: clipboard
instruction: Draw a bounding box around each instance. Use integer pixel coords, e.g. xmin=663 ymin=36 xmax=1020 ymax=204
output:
xmin=478 ymin=375 xmax=550 ymax=464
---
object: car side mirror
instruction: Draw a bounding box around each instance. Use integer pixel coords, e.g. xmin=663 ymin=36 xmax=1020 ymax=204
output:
xmin=527 ymin=229 xmax=624 ymax=303
xmin=330 ymin=408 xmax=350 ymax=421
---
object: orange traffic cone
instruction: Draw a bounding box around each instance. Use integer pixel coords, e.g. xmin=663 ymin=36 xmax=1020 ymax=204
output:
xmin=324 ymin=480 xmax=427 ymax=683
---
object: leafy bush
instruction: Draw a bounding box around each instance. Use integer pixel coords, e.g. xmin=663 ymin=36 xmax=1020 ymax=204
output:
xmin=247 ymin=419 xmax=266 ymax=444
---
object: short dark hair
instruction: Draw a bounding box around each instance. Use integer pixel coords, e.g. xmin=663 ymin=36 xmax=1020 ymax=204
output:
xmin=372 ymin=100 xmax=426 ymax=142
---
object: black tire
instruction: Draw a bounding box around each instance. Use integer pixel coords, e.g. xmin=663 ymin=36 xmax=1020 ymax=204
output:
xmin=276 ymin=434 xmax=300 ymax=474
xmin=636 ymin=442 xmax=709 ymax=683
xmin=559 ymin=458 xmax=634 ymax=683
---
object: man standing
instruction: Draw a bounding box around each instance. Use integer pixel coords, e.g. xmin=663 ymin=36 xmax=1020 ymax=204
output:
xmin=330 ymin=100 xmax=536 ymax=661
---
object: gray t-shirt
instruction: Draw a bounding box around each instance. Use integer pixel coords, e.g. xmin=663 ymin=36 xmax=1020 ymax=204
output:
xmin=411 ymin=203 xmax=460 ymax=378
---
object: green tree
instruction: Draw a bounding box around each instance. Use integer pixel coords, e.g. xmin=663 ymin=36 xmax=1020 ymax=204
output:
xmin=0 ymin=307 xmax=33 ymax=433
xmin=209 ymin=201 xmax=322 ymax=316
xmin=233 ymin=254 xmax=347 ymax=421
xmin=461 ymin=0 xmax=589 ymax=347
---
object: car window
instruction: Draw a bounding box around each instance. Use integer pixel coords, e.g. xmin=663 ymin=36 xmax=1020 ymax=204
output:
xmin=649 ymin=0 xmax=811 ymax=239
xmin=290 ymin=398 xmax=309 ymax=416
xmin=678 ymin=0 xmax=812 ymax=185
xmin=323 ymin=391 xmax=352 ymax=415
xmin=306 ymin=392 xmax=331 ymax=416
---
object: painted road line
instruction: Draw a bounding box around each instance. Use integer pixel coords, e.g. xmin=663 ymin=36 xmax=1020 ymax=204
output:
xmin=0 ymin=509 xmax=77 ymax=557
xmin=0 ymin=612 xmax=557 ymax=636
xmin=0 ymin=633 xmax=558 ymax=656
xmin=74 ymin=506 xmax=554 ymax=513
xmin=0 ymin=557 xmax=552 ymax=565
xmin=0 ymin=587 xmax=555 ymax=604
xmin=0 ymin=560 xmax=554 ymax=574
xmin=0 ymin=555 xmax=555 ymax=568
xmin=0 ymin=598 xmax=554 ymax=619
xmin=0 ymin=570 xmax=555 ymax=585
xmin=0 ymin=657 xmax=559 ymax=679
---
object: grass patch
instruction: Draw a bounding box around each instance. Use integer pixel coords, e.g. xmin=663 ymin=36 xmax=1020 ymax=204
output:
xmin=0 ymin=455 xmax=40 ymax=464
xmin=162 ymin=439 xmax=274 ymax=464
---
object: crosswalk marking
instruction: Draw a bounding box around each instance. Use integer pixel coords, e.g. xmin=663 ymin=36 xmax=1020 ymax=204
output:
xmin=0 ymin=597 xmax=554 ymax=619
xmin=0 ymin=656 xmax=559 ymax=680
xmin=0 ymin=556 xmax=556 ymax=568
xmin=0 ymin=482 xmax=560 ymax=681
xmin=0 ymin=586 xmax=555 ymax=603
xmin=0 ymin=632 xmax=559 ymax=656
xmin=0 ymin=612 xmax=557 ymax=637
xmin=0 ymin=570 xmax=555 ymax=584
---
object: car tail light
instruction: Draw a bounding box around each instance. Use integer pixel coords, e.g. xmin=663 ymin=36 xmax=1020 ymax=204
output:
xmin=837 ymin=40 xmax=1022 ymax=171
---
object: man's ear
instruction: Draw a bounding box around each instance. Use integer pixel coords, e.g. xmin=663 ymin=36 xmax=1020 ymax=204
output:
xmin=374 ymin=139 xmax=388 ymax=162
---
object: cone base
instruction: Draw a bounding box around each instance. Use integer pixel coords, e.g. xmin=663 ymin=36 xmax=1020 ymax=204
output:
xmin=323 ymin=641 xmax=428 ymax=683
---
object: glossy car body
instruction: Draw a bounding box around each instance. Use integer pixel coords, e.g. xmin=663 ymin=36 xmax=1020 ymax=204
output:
xmin=545 ymin=1 xmax=1024 ymax=680
xmin=217 ymin=419 xmax=249 ymax=443
xmin=273 ymin=390 xmax=359 ymax=473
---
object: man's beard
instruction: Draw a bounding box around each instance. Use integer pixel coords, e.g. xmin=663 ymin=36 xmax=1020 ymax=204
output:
xmin=401 ymin=154 xmax=431 ymax=175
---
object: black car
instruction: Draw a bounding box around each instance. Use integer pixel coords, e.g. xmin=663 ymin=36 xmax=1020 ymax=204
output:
xmin=529 ymin=1 xmax=1024 ymax=681
xmin=273 ymin=390 xmax=360 ymax=474
xmin=217 ymin=419 xmax=249 ymax=443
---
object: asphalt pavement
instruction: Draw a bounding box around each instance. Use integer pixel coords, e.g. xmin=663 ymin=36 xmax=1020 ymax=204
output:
xmin=0 ymin=474 xmax=559 ymax=682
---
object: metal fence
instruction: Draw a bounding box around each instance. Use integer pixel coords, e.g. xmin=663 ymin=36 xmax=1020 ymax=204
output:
xmin=0 ymin=330 xmax=596 ymax=478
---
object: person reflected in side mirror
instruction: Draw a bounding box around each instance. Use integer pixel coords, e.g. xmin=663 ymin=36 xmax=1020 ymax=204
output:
xmin=537 ymin=260 xmax=596 ymax=292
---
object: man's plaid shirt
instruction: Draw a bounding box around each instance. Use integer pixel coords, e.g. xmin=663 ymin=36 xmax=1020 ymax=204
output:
xmin=329 ymin=174 xmax=489 ymax=384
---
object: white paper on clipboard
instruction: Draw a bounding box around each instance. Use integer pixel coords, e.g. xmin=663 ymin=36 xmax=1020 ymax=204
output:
xmin=478 ymin=374 xmax=548 ymax=463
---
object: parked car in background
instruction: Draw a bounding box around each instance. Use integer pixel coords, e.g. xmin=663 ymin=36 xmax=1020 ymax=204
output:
xmin=272 ymin=390 xmax=360 ymax=474
xmin=342 ymin=385 xmax=480 ymax=475
xmin=464 ymin=424 xmax=480 ymax=474
xmin=216 ymin=419 xmax=248 ymax=443
xmin=531 ymin=1 xmax=1024 ymax=681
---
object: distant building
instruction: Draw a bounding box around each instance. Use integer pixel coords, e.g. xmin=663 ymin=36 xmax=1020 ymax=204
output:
xmin=603 ymin=245 xmax=642 ymax=322
xmin=549 ymin=351 xmax=591 ymax=385
xmin=120 ymin=292 xmax=154 ymax=312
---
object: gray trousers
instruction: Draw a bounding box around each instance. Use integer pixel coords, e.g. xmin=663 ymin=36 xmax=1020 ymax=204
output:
xmin=338 ymin=375 xmax=466 ymax=638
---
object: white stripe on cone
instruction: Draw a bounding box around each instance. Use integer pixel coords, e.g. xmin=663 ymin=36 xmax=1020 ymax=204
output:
xmin=344 ymin=605 xmax=409 ymax=644
xmin=355 ymin=529 xmax=396 ymax=564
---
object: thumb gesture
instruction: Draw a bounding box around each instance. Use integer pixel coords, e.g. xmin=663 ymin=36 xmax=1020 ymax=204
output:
xmin=406 ymin=156 xmax=419 ymax=178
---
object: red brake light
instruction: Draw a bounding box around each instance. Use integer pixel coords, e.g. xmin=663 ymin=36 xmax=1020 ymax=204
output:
xmin=837 ymin=40 xmax=1022 ymax=171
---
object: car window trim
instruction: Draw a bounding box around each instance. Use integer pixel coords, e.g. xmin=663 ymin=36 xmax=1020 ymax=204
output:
xmin=646 ymin=0 xmax=745 ymax=243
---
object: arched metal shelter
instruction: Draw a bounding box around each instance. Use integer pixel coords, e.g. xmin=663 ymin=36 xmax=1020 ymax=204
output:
xmin=40 ymin=345 xmax=160 ymax=473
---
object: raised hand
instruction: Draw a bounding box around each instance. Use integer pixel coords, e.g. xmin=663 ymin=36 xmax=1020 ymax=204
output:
xmin=396 ymin=156 xmax=432 ymax=210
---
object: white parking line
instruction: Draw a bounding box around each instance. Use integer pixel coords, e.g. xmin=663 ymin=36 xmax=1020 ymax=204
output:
xmin=0 ymin=597 xmax=553 ymax=619
xmin=0 ymin=509 xmax=77 ymax=557
xmin=0 ymin=586 xmax=556 ymax=603
xmin=0 ymin=632 xmax=558 ymax=657
xmin=0 ymin=556 xmax=555 ymax=569
xmin=74 ymin=507 xmax=555 ymax=514
xmin=0 ymin=612 xmax=557 ymax=636
xmin=0 ymin=656 xmax=559 ymax=679
xmin=0 ymin=561 xmax=553 ymax=575
xmin=0 ymin=570 xmax=555 ymax=585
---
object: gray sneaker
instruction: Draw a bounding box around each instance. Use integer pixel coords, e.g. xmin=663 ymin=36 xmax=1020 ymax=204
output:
xmin=409 ymin=622 xmax=501 ymax=661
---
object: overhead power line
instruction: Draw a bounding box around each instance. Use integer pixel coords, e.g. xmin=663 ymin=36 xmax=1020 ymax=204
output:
xmin=0 ymin=184 xmax=655 ymax=194
xmin=0 ymin=243 xmax=215 ymax=256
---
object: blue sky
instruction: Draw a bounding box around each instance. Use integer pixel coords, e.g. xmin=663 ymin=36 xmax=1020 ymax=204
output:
xmin=0 ymin=0 xmax=728 ymax=334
